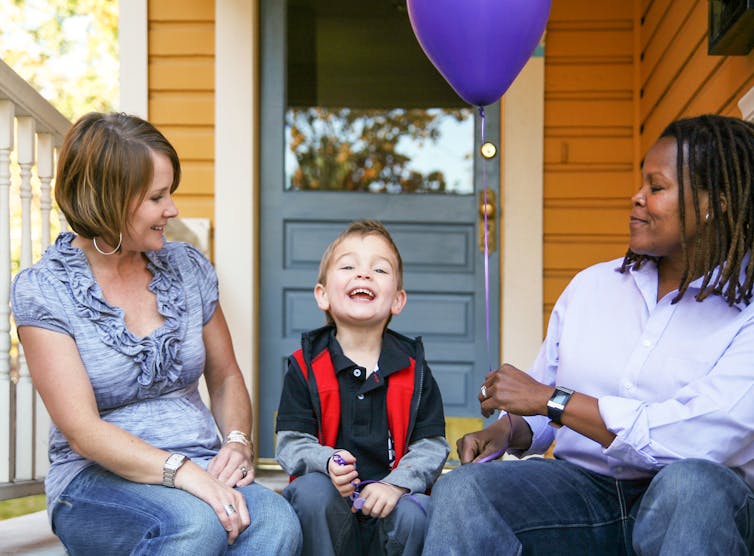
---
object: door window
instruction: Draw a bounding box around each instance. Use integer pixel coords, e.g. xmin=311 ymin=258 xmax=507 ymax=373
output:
xmin=285 ymin=0 xmax=474 ymax=194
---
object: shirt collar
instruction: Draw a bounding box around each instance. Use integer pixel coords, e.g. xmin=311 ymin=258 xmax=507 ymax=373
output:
xmin=327 ymin=328 xmax=411 ymax=377
xmin=628 ymin=254 xmax=751 ymax=311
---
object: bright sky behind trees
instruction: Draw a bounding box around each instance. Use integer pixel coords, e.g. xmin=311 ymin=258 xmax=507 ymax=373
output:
xmin=0 ymin=0 xmax=119 ymax=120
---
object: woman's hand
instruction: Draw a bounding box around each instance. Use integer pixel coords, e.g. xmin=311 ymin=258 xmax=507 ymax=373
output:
xmin=207 ymin=441 xmax=255 ymax=487
xmin=357 ymin=482 xmax=406 ymax=518
xmin=175 ymin=461 xmax=251 ymax=545
xmin=328 ymin=450 xmax=359 ymax=498
xmin=456 ymin=417 xmax=512 ymax=464
xmin=479 ymin=363 xmax=552 ymax=418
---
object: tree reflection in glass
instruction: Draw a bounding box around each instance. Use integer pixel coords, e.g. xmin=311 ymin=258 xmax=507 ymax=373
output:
xmin=285 ymin=107 xmax=473 ymax=194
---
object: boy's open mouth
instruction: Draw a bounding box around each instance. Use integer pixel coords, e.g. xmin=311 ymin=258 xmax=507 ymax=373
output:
xmin=348 ymin=288 xmax=375 ymax=300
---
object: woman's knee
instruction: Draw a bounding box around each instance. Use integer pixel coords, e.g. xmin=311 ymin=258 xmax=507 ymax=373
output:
xmin=431 ymin=463 xmax=483 ymax=501
xmin=646 ymin=459 xmax=745 ymax=507
xmin=236 ymin=484 xmax=303 ymax=553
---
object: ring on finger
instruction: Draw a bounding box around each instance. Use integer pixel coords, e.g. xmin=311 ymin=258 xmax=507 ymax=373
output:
xmin=224 ymin=503 xmax=237 ymax=517
xmin=239 ymin=465 xmax=248 ymax=479
xmin=480 ymin=385 xmax=488 ymax=398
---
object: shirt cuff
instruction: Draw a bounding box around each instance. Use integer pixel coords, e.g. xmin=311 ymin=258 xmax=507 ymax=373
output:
xmin=509 ymin=414 xmax=553 ymax=458
xmin=599 ymin=395 xmax=662 ymax=469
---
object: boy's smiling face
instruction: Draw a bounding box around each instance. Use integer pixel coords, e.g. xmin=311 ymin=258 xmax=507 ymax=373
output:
xmin=315 ymin=233 xmax=406 ymax=330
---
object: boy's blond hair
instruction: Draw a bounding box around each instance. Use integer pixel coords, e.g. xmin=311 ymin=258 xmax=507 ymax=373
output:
xmin=317 ymin=220 xmax=404 ymax=325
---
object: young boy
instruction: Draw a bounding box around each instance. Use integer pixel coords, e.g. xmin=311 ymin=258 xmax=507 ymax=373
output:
xmin=275 ymin=219 xmax=449 ymax=556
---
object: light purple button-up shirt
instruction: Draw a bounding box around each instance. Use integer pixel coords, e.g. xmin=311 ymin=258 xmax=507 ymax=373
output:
xmin=520 ymin=257 xmax=754 ymax=486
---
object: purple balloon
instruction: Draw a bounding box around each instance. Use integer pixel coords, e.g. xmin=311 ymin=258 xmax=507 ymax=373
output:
xmin=407 ymin=0 xmax=552 ymax=107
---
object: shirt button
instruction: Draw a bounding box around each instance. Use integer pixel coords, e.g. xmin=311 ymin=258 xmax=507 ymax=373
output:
xmin=353 ymin=369 xmax=362 ymax=378
xmin=642 ymin=339 xmax=652 ymax=347
xmin=357 ymin=394 xmax=365 ymax=400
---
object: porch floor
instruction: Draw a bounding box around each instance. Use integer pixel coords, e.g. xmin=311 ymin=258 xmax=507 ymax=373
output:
xmin=0 ymin=468 xmax=290 ymax=555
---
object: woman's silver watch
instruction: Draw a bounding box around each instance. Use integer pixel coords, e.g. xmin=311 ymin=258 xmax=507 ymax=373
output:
xmin=162 ymin=453 xmax=188 ymax=488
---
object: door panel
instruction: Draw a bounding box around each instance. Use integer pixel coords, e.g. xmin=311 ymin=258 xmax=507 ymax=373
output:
xmin=259 ymin=0 xmax=500 ymax=458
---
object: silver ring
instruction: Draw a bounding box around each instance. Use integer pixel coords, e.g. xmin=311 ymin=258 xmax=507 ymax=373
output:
xmin=224 ymin=504 xmax=237 ymax=517
xmin=480 ymin=385 xmax=487 ymax=398
xmin=239 ymin=465 xmax=248 ymax=479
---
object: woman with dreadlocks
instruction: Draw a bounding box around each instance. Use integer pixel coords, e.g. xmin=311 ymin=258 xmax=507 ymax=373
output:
xmin=424 ymin=114 xmax=754 ymax=555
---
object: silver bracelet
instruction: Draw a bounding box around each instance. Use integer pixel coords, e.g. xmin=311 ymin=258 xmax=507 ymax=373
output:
xmin=225 ymin=430 xmax=250 ymax=447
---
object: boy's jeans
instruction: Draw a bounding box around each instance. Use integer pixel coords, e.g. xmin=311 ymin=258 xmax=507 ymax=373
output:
xmin=284 ymin=471 xmax=428 ymax=556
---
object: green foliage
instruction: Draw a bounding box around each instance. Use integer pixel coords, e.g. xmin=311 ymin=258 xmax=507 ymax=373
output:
xmin=0 ymin=494 xmax=46 ymax=520
xmin=0 ymin=0 xmax=119 ymax=120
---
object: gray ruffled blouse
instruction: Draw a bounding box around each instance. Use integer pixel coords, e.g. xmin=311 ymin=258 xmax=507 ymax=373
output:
xmin=11 ymin=232 xmax=223 ymax=517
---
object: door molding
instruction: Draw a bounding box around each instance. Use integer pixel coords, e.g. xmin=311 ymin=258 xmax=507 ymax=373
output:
xmin=501 ymin=50 xmax=545 ymax=369
xmin=215 ymin=1 xmax=259 ymax=405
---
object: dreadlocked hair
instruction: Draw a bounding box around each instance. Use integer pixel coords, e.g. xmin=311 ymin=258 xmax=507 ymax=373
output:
xmin=620 ymin=114 xmax=754 ymax=306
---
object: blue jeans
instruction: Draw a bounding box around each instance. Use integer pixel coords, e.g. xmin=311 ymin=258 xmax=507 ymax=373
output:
xmin=51 ymin=465 xmax=303 ymax=555
xmin=423 ymin=458 xmax=754 ymax=555
xmin=283 ymin=472 xmax=429 ymax=556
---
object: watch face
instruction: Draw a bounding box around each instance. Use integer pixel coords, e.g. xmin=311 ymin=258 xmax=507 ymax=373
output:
xmin=551 ymin=391 xmax=570 ymax=407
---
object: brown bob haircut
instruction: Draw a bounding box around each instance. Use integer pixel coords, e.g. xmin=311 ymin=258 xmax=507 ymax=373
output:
xmin=54 ymin=112 xmax=181 ymax=250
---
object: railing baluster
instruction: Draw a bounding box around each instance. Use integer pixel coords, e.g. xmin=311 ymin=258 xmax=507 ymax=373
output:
xmin=0 ymin=100 xmax=14 ymax=485
xmin=38 ymin=133 xmax=53 ymax=250
xmin=14 ymin=116 xmax=35 ymax=481
xmin=34 ymin=131 xmax=53 ymax=478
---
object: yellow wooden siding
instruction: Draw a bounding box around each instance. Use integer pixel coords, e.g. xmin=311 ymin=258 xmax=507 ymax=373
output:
xmin=148 ymin=0 xmax=216 ymax=251
xmin=149 ymin=0 xmax=214 ymax=21
xmin=639 ymin=0 xmax=754 ymax=156
xmin=543 ymin=1 xmax=636 ymax=332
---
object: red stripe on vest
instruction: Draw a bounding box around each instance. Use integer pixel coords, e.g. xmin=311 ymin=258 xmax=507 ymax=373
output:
xmin=309 ymin=350 xmax=341 ymax=448
xmin=294 ymin=347 xmax=415 ymax=468
xmin=292 ymin=348 xmax=339 ymax=447
xmin=386 ymin=360 xmax=415 ymax=466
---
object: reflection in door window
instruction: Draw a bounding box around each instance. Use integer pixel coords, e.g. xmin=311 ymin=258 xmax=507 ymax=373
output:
xmin=285 ymin=107 xmax=473 ymax=194
xmin=285 ymin=0 xmax=475 ymax=195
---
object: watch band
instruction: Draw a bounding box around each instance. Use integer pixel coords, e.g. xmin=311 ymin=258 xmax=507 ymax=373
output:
xmin=162 ymin=453 xmax=188 ymax=488
xmin=546 ymin=386 xmax=574 ymax=426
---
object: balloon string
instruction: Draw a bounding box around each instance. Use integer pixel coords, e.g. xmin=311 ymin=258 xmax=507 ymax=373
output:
xmin=477 ymin=106 xmax=514 ymax=464
xmin=479 ymin=106 xmax=492 ymax=374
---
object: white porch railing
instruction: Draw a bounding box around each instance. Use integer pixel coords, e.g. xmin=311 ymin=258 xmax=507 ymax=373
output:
xmin=0 ymin=58 xmax=71 ymax=501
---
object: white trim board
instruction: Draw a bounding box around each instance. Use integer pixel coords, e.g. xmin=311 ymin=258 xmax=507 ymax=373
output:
xmin=215 ymin=1 xmax=258 ymax=398
xmin=117 ymin=0 xmax=148 ymax=118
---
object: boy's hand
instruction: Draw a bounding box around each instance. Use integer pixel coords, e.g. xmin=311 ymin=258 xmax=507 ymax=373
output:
xmin=328 ymin=450 xmax=359 ymax=498
xmin=356 ymin=482 xmax=407 ymax=518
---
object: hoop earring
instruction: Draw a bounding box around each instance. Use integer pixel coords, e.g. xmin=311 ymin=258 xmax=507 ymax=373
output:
xmin=705 ymin=213 xmax=711 ymax=222
xmin=93 ymin=233 xmax=122 ymax=256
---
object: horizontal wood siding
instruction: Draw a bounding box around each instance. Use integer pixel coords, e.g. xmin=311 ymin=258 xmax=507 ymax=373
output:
xmin=148 ymin=0 xmax=215 ymax=232
xmin=543 ymin=1 xmax=636 ymax=330
xmin=639 ymin=0 xmax=754 ymax=155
